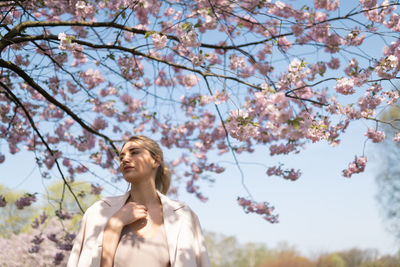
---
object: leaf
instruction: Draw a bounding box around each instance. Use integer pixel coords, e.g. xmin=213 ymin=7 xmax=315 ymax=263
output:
xmin=144 ymin=31 xmax=155 ymax=38
xmin=182 ymin=22 xmax=192 ymax=31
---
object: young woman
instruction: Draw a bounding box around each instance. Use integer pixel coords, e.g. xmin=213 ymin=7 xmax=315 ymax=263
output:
xmin=67 ymin=135 xmax=210 ymax=267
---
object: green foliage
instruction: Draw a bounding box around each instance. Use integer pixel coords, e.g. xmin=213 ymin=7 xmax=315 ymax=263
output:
xmin=316 ymin=254 xmax=346 ymax=267
xmin=0 ymin=180 xmax=101 ymax=236
xmin=41 ymin=180 xmax=101 ymax=215
xmin=40 ymin=180 xmax=102 ymax=232
xmin=204 ymin=231 xmax=271 ymax=267
xmin=204 ymin=231 xmax=400 ymax=267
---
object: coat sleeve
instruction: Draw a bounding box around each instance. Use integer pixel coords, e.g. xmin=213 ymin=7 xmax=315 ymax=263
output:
xmin=67 ymin=210 xmax=89 ymax=267
xmin=190 ymin=210 xmax=211 ymax=267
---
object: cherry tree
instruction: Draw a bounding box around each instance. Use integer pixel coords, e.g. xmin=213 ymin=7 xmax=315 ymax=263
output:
xmin=1 ymin=0 xmax=400 ymax=228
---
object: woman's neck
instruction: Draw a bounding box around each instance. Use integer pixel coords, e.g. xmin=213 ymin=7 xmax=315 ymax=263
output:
xmin=129 ymin=181 xmax=160 ymax=206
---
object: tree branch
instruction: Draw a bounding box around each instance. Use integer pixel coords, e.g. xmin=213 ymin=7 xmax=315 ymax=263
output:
xmin=0 ymin=80 xmax=84 ymax=213
xmin=0 ymin=58 xmax=118 ymax=154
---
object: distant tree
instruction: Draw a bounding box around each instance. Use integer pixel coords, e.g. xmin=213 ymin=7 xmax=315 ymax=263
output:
xmin=260 ymin=256 xmax=313 ymax=267
xmin=360 ymin=253 xmax=400 ymax=267
xmin=337 ymin=248 xmax=378 ymax=267
xmin=260 ymin=242 xmax=314 ymax=267
xmin=235 ymin=242 xmax=275 ymax=267
xmin=204 ymin=231 xmax=272 ymax=267
xmin=316 ymin=253 xmax=345 ymax=267
xmin=374 ymin=105 xmax=400 ymax=242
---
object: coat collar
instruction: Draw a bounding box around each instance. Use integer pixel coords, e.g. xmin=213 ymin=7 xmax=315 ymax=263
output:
xmin=101 ymin=190 xmax=185 ymax=211
xmin=101 ymin=190 xmax=185 ymax=266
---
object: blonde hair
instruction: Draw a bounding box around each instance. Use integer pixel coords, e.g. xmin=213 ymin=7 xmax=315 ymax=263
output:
xmin=122 ymin=135 xmax=171 ymax=195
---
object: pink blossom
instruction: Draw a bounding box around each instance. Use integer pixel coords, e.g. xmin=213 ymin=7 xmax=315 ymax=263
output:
xmin=90 ymin=184 xmax=103 ymax=195
xmin=314 ymin=0 xmax=339 ymax=11
xmin=164 ymin=7 xmax=175 ymax=17
xmin=80 ymin=69 xmax=105 ymax=89
xmin=14 ymin=55 xmax=30 ymax=66
xmin=177 ymin=26 xmax=200 ymax=47
xmin=269 ymin=143 xmax=297 ymax=156
xmin=237 ymin=197 xmax=279 ymax=223
xmin=345 ymin=29 xmax=365 ymax=46
xmin=277 ymin=36 xmax=292 ymax=51
xmin=343 ymin=156 xmax=368 ymax=178
xmin=394 ymin=133 xmax=400 ymax=144
xmin=365 ymin=128 xmax=385 ymax=143
xmin=75 ymin=1 xmax=95 ymax=18
xmin=190 ymin=54 xmax=204 ymax=66
xmin=385 ymin=13 xmax=400 ymax=31
xmin=266 ymin=165 xmax=301 ymax=181
xmin=207 ymin=52 xmax=221 ymax=65
xmin=152 ymin=33 xmax=167 ymax=49
xmin=358 ymin=93 xmax=382 ymax=112
xmin=307 ymin=121 xmax=330 ymax=142
xmin=225 ymin=110 xmax=259 ymax=141
xmin=229 ymin=55 xmax=246 ymax=70
xmin=0 ymin=195 xmax=6 ymax=207
xmin=57 ymin=32 xmax=70 ymax=50
xmin=124 ymin=31 xmax=134 ymax=42
xmin=360 ymin=0 xmax=377 ymax=9
xmin=92 ymin=117 xmax=107 ymax=130
xmin=291 ymin=24 xmax=304 ymax=36
xmin=15 ymin=193 xmax=37 ymax=210
xmin=335 ymin=77 xmax=355 ymax=95
xmin=180 ymin=74 xmax=199 ymax=89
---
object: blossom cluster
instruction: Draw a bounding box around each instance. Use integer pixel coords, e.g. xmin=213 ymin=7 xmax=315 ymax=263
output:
xmin=237 ymin=197 xmax=279 ymax=223
xmin=15 ymin=193 xmax=37 ymax=210
xmin=365 ymin=128 xmax=386 ymax=143
xmin=0 ymin=195 xmax=6 ymax=207
xmin=266 ymin=165 xmax=302 ymax=181
xmin=343 ymin=156 xmax=368 ymax=178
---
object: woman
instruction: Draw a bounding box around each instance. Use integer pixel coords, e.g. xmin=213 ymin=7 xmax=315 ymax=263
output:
xmin=67 ymin=135 xmax=210 ymax=267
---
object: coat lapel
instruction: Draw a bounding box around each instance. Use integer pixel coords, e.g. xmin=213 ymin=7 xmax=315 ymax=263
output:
xmin=158 ymin=191 xmax=185 ymax=267
xmin=102 ymin=192 xmax=130 ymax=215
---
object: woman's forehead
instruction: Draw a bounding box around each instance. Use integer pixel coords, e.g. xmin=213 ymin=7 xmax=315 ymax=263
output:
xmin=121 ymin=140 xmax=144 ymax=152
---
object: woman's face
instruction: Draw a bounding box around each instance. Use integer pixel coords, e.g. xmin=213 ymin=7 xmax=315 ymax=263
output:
xmin=119 ymin=141 xmax=159 ymax=184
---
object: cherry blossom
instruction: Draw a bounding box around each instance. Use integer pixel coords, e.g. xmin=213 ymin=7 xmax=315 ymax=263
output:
xmin=152 ymin=33 xmax=167 ymax=49
xmin=237 ymin=197 xmax=279 ymax=223
xmin=15 ymin=193 xmax=37 ymax=210
xmin=365 ymin=128 xmax=386 ymax=143
xmin=343 ymin=156 xmax=368 ymax=178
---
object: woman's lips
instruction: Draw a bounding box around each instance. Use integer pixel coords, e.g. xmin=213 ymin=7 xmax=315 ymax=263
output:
xmin=123 ymin=166 xmax=134 ymax=172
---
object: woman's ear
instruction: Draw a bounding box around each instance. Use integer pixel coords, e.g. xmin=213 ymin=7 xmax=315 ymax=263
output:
xmin=153 ymin=155 xmax=161 ymax=168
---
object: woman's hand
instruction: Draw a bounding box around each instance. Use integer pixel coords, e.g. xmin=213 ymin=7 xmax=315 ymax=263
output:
xmin=100 ymin=202 xmax=147 ymax=267
xmin=110 ymin=202 xmax=148 ymax=227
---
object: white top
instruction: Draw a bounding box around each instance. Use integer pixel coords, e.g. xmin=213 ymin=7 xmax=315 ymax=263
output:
xmin=113 ymin=223 xmax=170 ymax=267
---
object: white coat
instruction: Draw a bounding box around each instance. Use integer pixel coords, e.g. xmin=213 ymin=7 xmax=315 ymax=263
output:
xmin=67 ymin=191 xmax=210 ymax=267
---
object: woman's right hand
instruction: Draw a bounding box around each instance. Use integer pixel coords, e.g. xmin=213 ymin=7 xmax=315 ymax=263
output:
xmin=101 ymin=202 xmax=147 ymax=267
xmin=110 ymin=202 xmax=148 ymax=227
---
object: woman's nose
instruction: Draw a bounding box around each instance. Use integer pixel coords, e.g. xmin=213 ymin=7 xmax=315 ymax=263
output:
xmin=120 ymin=156 xmax=129 ymax=163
